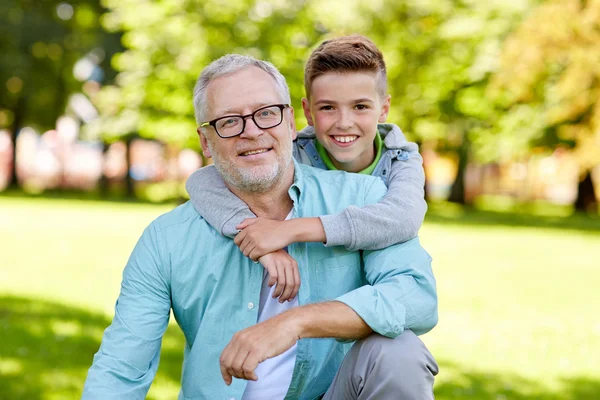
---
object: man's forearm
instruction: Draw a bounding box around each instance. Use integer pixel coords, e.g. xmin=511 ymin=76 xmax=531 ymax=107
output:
xmin=286 ymin=301 xmax=372 ymax=340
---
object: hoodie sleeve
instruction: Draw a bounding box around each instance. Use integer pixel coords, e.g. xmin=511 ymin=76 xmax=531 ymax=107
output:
xmin=319 ymin=134 xmax=427 ymax=251
xmin=185 ymin=165 xmax=255 ymax=238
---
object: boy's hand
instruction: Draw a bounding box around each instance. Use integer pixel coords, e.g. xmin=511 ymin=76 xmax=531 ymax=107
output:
xmin=257 ymin=250 xmax=300 ymax=303
xmin=235 ymin=218 xmax=293 ymax=260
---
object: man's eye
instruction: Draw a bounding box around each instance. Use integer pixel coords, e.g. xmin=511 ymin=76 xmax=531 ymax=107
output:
xmin=259 ymin=109 xmax=276 ymax=117
xmin=220 ymin=118 xmax=239 ymax=127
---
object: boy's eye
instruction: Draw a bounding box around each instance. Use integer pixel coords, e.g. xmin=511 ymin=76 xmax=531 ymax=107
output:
xmin=355 ymin=104 xmax=369 ymax=110
xmin=319 ymin=105 xmax=334 ymax=111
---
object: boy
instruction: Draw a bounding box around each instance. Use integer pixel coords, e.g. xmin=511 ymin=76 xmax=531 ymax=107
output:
xmin=187 ymin=35 xmax=427 ymax=301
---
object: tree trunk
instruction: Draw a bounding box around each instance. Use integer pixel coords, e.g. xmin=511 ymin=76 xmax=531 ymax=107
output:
xmin=98 ymin=142 xmax=110 ymax=197
xmin=448 ymin=134 xmax=470 ymax=205
xmin=8 ymin=96 xmax=26 ymax=189
xmin=125 ymin=137 xmax=135 ymax=198
xmin=574 ymin=170 xmax=597 ymax=213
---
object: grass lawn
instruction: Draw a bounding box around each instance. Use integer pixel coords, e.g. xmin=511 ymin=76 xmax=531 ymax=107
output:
xmin=1 ymin=195 xmax=599 ymax=399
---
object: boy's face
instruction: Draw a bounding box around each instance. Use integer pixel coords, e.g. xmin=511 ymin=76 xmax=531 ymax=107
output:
xmin=302 ymin=71 xmax=390 ymax=173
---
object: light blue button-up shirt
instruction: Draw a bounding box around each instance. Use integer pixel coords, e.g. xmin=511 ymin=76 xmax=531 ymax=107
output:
xmin=82 ymin=162 xmax=438 ymax=400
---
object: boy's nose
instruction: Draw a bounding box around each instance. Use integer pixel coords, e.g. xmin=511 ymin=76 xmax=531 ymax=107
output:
xmin=336 ymin=110 xmax=354 ymax=131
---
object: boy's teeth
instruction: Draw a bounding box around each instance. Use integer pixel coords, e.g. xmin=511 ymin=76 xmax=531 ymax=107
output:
xmin=242 ymin=149 xmax=268 ymax=156
xmin=333 ymin=135 xmax=358 ymax=143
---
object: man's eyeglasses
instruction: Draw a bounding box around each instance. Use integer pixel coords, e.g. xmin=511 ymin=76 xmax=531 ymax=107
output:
xmin=200 ymin=104 xmax=290 ymax=138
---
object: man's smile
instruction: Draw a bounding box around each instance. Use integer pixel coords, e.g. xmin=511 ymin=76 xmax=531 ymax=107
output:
xmin=239 ymin=147 xmax=272 ymax=157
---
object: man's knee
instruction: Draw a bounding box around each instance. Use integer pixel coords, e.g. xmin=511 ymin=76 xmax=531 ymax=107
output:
xmin=359 ymin=330 xmax=438 ymax=374
xmin=354 ymin=331 xmax=438 ymax=397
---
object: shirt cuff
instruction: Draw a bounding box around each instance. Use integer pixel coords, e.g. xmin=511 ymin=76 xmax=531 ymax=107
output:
xmin=335 ymin=286 xmax=405 ymax=338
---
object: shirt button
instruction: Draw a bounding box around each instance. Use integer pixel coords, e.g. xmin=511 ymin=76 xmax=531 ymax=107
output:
xmin=247 ymin=302 xmax=255 ymax=310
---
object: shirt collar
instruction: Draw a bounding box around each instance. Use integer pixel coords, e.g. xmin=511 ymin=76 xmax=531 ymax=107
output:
xmin=315 ymin=131 xmax=383 ymax=175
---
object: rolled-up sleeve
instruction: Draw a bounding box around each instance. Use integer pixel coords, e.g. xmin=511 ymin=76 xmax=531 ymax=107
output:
xmin=335 ymin=237 xmax=438 ymax=337
xmin=334 ymin=177 xmax=437 ymax=338
xmin=82 ymin=224 xmax=172 ymax=399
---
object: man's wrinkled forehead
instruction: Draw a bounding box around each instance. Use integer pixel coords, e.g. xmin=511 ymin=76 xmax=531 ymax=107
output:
xmin=205 ymin=67 xmax=282 ymax=118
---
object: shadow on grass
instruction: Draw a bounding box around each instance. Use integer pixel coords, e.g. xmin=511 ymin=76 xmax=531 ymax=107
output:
xmin=427 ymin=202 xmax=600 ymax=234
xmin=0 ymin=295 xmax=184 ymax=400
xmin=436 ymin=361 xmax=600 ymax=399
xmin=2 ymin=295 xmax=599 ymax=399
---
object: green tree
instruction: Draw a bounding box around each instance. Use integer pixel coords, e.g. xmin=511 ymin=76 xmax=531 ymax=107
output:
xmin=0 ymin=0 xmax=121 ymax=188
xmin=86 ymin=0 xmax=324 ymax=154
xmin=490 ymin=0 xmax=600 ymax=212
xmin=360 ymin=0 xmax=536 ymax=204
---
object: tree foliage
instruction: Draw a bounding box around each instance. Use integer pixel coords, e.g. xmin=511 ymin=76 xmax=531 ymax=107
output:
xmin=0 ymin=0 xmax=120 ymax=132
xmin=87 ymin=0 xmax=324 ymax=148
xmin=490 ymin=0 xmax=600 ymax=171
xmin=91 ymin=0 xmax=535 ymax=159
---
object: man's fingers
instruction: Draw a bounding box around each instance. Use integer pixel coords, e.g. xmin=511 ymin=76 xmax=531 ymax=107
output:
xmin=230 ymin=349 xmax=252 ymax=381
xmin=219 ymin=346 xmax=235 ymax=385
xmin=241 ymin=354 xmax=261 ymax=382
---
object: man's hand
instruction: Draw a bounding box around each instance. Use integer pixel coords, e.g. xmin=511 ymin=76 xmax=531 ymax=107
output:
xmin=258 ymin=250 xmax=300 ymax=303
xmin=219 ymin=313 xmax=300 ymax=385
xmin=235 ymin=218 xmax=293 ymax=260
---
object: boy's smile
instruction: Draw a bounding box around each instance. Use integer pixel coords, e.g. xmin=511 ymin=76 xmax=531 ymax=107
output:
xmin=302 ymin=71 xmax=390 ymax=173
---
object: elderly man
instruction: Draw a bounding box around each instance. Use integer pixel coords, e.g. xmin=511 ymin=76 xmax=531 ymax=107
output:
xmin=82 ymin=54 xmax=438 ymax=400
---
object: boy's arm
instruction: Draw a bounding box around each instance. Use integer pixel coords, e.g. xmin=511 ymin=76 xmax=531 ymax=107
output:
xmin=82 ymin=225 xmax=171 ymax=399
xmin=185 ymin=165 xmax=256 ymax=238
xmin=333 ymin=177 xmax=437 ymax=336
xmin=320 ymin=146 xmax=426 ymax=251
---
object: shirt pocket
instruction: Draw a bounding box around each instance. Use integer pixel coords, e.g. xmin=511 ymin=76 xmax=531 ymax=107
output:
xmin=314 ymin=253 xmax=363 ymax=301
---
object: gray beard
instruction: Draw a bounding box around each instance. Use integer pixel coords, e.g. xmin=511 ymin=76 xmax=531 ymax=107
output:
xmin=209 ymin=145 xmax=292 ymax=194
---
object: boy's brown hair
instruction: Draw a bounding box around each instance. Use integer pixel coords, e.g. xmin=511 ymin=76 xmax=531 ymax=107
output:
xmin=304 ymin=34 xmax=387 ymax=99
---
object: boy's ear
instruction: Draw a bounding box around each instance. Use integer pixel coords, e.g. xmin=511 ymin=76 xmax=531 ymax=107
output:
xmin=301 ymin=98 xmax=314 ymax=126
xmin=378 ymin=94 xmax=391 ymax=123
xmin=198 ymin=127 xmax=212 ymax=158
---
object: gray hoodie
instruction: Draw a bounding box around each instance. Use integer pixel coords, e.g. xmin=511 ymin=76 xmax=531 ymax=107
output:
xmin=186 ymin=123 xmax=426 ymax=250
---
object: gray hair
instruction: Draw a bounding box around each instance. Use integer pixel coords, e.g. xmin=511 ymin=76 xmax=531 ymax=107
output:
xmin=193 ymin=54 xmax=291 ymax=125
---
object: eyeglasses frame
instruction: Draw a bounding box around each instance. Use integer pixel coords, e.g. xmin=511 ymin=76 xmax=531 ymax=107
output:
xmin=199 ymin=103 xmax=290 ymax=139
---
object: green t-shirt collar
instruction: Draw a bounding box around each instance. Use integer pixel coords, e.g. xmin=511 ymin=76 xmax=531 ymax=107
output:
xmin=316 ymin=132 xmax=383 ymax=175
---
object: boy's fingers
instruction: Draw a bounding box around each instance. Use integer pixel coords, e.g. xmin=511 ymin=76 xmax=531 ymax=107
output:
xmin=233 ymin=230 xmax=245 ymax=246
xmin=280 ymin=266 xmax=294 ymax=302
xmin=236 ymin=218 xmax=258 ymax=230
xmin=267 ymin=266 xmax=277 ymax=287
xmin=272 ymin=265 xmax=286 ymax=298
xmin=291 ymin=262 xmax=301 ymax=300
xmin=242 ymin=243 xmax=254 ymax=258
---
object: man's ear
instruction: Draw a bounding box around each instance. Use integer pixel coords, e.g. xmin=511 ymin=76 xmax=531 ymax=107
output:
xmin=287 ymin=107 xmax=297 ymax=141
xmin=198 ymin=127 xmax=212 ymax=158
xmin=378 ymin=94 xmax=391 ymax=123
xmin=301 ymin=98 xmax=314 ymax=126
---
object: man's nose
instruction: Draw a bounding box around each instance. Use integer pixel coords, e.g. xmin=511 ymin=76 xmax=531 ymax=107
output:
xmin=239 ymin=116 xmax=263 ymax=139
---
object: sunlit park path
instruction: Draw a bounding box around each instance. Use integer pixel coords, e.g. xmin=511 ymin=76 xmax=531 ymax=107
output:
xmin=1 ymin=195 xmax=599 ymax=399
